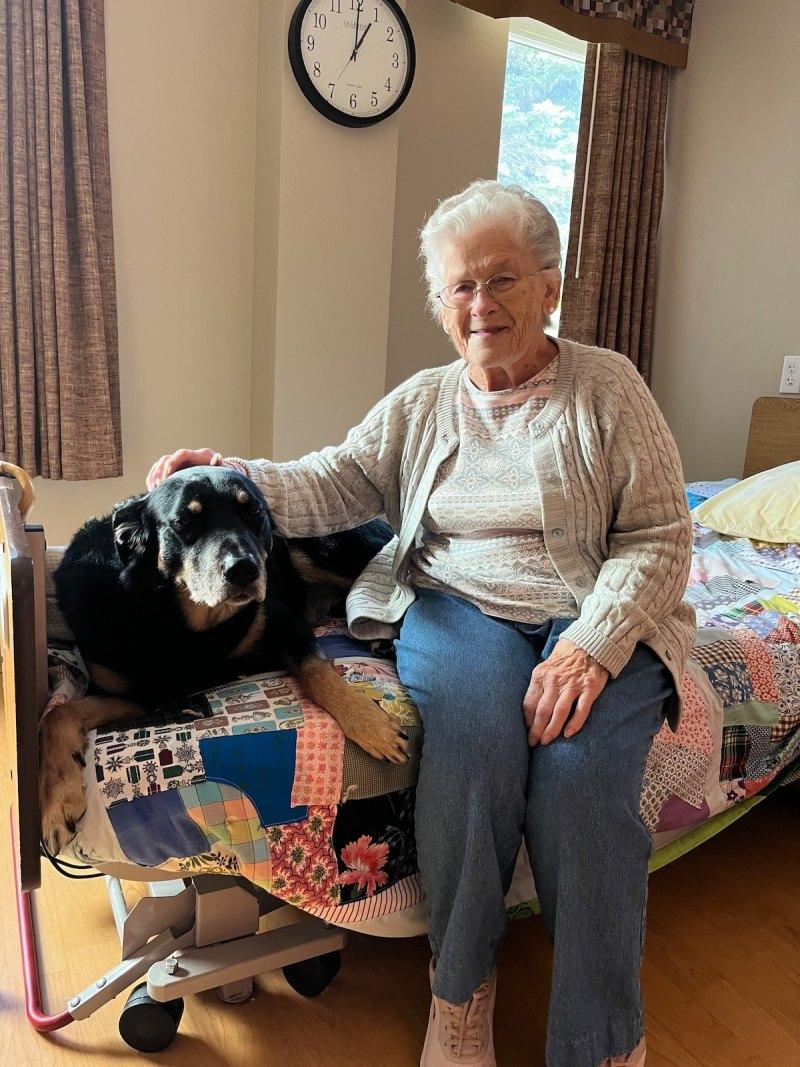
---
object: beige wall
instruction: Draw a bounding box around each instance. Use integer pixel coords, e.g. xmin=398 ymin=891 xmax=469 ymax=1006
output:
xmin=266 ymin=2 xmax=405 ymax=462
xmin=34 ymin=0 xmax=260 ymax=544
xmin=386 ymin=0 xmax=509 ymax=390
xmin=31 ymin=0 xmax=509 ymax=543
xmin=651 ymin=0 xmax=800 ymax=481
xmin=250 ymin=0 xmax=283 ymax=459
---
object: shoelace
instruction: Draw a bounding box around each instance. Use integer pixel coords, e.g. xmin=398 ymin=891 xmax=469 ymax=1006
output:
xmin=440 ymin=981 xmax=491 ymax=1059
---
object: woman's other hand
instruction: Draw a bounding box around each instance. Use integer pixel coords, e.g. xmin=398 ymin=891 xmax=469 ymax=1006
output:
xmin=523 ymin=638 xmax=610 ymax=746
xmin=146 ymin=448 xmax=224 ymax=491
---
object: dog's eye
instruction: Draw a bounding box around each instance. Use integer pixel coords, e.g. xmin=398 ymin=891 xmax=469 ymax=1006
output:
xmin=169 ymin=513 xmax=193 ymax=534
xmin=236 ymin=496 xmax=262 ymax=520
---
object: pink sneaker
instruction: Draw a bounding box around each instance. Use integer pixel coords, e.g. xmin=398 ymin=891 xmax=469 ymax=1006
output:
xmin=420 ymin=962 xmax=497 ymax=1066
xmin=601 ymin=1036 xmax=647 ymax=1066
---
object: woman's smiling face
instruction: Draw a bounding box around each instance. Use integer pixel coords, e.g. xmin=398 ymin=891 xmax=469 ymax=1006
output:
xmin=438 ymin=223 xmax=560 ymax=387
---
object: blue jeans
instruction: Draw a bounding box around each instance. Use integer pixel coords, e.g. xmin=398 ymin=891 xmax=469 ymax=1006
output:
xmin=394 ymin=590 xmax=673 ymax=1067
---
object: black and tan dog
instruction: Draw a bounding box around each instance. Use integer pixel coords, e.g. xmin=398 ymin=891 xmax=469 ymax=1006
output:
xmin=40 ymin=465 xmax=406 ymax=855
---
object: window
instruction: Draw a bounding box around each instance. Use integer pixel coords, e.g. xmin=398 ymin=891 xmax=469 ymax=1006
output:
xmin=498 ymin=19 xmax=586 ymax=320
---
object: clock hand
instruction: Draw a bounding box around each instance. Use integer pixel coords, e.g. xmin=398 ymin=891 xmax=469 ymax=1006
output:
xmin=350 ymin=2 xmax=360 ymax=61
xmin=352 ymin=21 xmax=372 ymax=60
xmin=335 ymin=49 xmax=355 ymax=85
xmin=338 ymin=21 xmax=372 ymax=85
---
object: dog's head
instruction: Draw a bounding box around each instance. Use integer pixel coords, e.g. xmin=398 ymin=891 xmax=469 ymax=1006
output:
xmin=112 ymin=467 xmax=272 ymax=624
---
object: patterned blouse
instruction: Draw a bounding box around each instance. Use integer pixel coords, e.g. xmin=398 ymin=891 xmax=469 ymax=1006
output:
xmin=409 ymin=354 xmax=579 ymax=623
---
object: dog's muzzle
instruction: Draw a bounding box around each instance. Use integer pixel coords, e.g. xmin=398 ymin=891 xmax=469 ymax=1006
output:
xmin=222 ymin=553 xmax=266 ymax=603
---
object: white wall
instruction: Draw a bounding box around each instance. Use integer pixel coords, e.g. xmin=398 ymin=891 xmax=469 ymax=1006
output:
xmin=651 ymin=0 xmax=800 ymax=481
xmin=34 ymin=0 xmax=260 ymax=544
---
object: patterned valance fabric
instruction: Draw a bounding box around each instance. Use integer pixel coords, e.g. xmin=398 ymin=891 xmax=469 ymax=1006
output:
xmin=451 ymin=0 xmax=694 ymax=68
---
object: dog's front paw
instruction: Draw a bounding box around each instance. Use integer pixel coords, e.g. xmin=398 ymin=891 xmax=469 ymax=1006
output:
xmin=39 ymin=708 xmax=88 ymax=856
xmin=340 ymin=697 xmax=410 ymax=764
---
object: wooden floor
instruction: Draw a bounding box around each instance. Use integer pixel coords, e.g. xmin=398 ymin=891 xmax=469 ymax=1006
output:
xmin=2 ymin=709 xmax=798 ymax=1065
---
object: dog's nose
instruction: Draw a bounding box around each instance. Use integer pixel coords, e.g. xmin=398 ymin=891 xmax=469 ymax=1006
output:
xmin=224 ymin=557 xmax=259 ymax=587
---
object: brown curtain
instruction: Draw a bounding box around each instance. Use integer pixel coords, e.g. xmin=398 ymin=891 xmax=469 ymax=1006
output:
xmin=559 ymin=44 xmax=668 ymax=383
xmin=0 ymin=0 xmax=121 ymax=480
xmin=451 ymin=0 xmax=694 ymax=69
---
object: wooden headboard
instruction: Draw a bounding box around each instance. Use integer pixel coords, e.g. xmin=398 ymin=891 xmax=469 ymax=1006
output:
xmin=742 ymin=396 xmax=800 ymax=478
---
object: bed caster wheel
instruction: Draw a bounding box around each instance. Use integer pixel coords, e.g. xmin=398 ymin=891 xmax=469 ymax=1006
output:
xmin=118 ymin=983 xmax=184 ymax=1052
xmin=282 ymin=950 xmax=341 ymax=997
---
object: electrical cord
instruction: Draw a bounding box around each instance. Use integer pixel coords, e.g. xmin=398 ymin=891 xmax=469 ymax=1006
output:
xmin=39 ymin=839 xmax=103 ymax=879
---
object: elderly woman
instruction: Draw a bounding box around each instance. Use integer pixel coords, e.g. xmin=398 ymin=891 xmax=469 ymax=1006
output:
xmin=147 ymin=181 xmax=695 ymax=1067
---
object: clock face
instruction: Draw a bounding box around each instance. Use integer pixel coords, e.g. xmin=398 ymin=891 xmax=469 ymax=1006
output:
xmin=288 ymin=0 xmax=415 ymax=127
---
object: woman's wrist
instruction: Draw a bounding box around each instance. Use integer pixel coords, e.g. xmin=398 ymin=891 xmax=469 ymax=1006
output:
xmin=221 ymin=456 xmax=250 ymax=475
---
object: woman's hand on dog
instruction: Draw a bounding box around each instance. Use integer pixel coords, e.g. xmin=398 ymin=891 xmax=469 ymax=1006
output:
xmin=146 ymin=448 xmax=224 ymax=490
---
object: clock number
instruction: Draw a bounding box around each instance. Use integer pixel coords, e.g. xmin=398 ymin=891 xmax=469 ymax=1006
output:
xmin=351 ymin=1 xmax=363 ymax=11
xmin=374 ymin=6 xmax=379 ymax=19
xmin=371 ymin=91 xmax=378 ymax=107
xmin=313 ymin=62 xmax=321 ymax=77
xmin=331 ymin=0 xmax=341 ymax=12
xmin=384 ymin=77 xmax=391 ymax=91
xmin=313 ymin=12 xmax=327 ymax=29
xmin=392 ymin=52 xmax=399 ymax=68
xmin=307 ymin=34 xmax=315 ymax=51
xmin=350 ymin=93 xmax=358 ymax=109
xmin=328 ymin=82 xmax=335 ymax=99
xmin=387 ymin=26 xmax=394 ymax=41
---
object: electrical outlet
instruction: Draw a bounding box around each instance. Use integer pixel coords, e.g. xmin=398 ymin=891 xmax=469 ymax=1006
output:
xmin=779 ymin=356 xmax=800 ymax=394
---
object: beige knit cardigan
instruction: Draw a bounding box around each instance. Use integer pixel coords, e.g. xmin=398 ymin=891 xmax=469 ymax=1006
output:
xmin=230 ymin=336 xmax=696 ymax=731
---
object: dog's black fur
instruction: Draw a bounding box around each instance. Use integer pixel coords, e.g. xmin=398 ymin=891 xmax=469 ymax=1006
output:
xmin=40 ymin=466 xmax=403 ymax=856
xmin=54 ymin=465 xmax=393 ymax=704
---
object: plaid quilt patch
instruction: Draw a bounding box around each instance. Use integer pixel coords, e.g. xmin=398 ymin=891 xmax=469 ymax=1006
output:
xmin=181 ymin=780 xmax=271 ymax=886
xmin=720 ymin=725 xmax=751 ymax=781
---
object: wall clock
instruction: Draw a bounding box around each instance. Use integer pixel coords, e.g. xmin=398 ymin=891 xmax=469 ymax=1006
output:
xmin=288 ymin=1 xmax=416 ymax=128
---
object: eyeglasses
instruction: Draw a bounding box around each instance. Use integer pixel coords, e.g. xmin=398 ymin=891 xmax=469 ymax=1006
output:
xmin=436 ymin=268 xmax=552 ymax=310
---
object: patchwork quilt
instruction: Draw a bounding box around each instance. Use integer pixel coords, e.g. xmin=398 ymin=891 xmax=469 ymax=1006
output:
xmin=52 ymin=480 xmax=800 ymax=927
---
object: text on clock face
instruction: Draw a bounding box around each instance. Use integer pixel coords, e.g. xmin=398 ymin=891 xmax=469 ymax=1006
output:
xmin=301 ymin=0 xmax=410 ymax=119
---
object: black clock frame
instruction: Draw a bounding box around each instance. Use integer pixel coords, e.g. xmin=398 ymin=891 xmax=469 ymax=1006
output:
xmin=288 ymin=0 xmax=416 ymax=128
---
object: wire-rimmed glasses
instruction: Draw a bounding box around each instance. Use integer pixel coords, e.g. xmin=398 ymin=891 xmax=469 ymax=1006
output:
xmin=436 ymin=267 xmax=552 ymax=310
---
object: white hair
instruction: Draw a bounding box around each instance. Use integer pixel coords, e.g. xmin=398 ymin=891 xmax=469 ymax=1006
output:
xmin=419 ymin=179 xmax=562 ymax=326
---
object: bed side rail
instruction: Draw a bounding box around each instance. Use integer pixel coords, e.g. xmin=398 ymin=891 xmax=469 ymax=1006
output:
xmin=1 ymin=462 xmax=48 ymax=891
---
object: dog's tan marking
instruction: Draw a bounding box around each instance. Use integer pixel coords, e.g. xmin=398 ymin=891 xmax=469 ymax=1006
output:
xmin=289 ymin=548 xmax=351 ymax=590
xmin=236 ymin=489 xmax=250 ymax=504
xmin=39 ymin=695 xmax=148 ymax=855
xmin=176 ymin=585 xmax=245 ymax=631
xmin=87 ymin=661 xmax=132 ymax=695
xmin=187 ymin=499 xmax=203 ymax=513
xmin=295 ymin=655 xmax=408 ymax=764
xmin=227 ymin=602 xmax=267 ymax=659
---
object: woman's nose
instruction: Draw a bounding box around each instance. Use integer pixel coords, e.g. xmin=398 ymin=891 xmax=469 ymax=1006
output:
xmin=470 ymin=284 xmax=500 ymax=314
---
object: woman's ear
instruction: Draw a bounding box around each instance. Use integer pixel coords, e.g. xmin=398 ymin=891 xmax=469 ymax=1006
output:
xmin=543 ymin=274 xmax=561 ymax=317
xmin=112 ymin=495 xmax=151 ymax=567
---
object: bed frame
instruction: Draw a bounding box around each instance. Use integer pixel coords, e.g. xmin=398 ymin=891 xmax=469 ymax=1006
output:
xmin=2 ymin=396 xmax=798 ymax=1048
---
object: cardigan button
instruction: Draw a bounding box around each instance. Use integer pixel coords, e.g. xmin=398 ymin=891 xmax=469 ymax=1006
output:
xmin=665 ymin=649 xmax=673 ymax=660
xmin=576 ymin=577 xmax=588 ymax=587
xmin=552 ymin=528 xmax=564 ymax=537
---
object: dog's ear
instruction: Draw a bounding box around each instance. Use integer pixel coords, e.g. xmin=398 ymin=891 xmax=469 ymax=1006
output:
xmin=258 ymin=498 xmax=275 ymax=553
xmin=111 ymin=495 xmax=151 ymax=567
